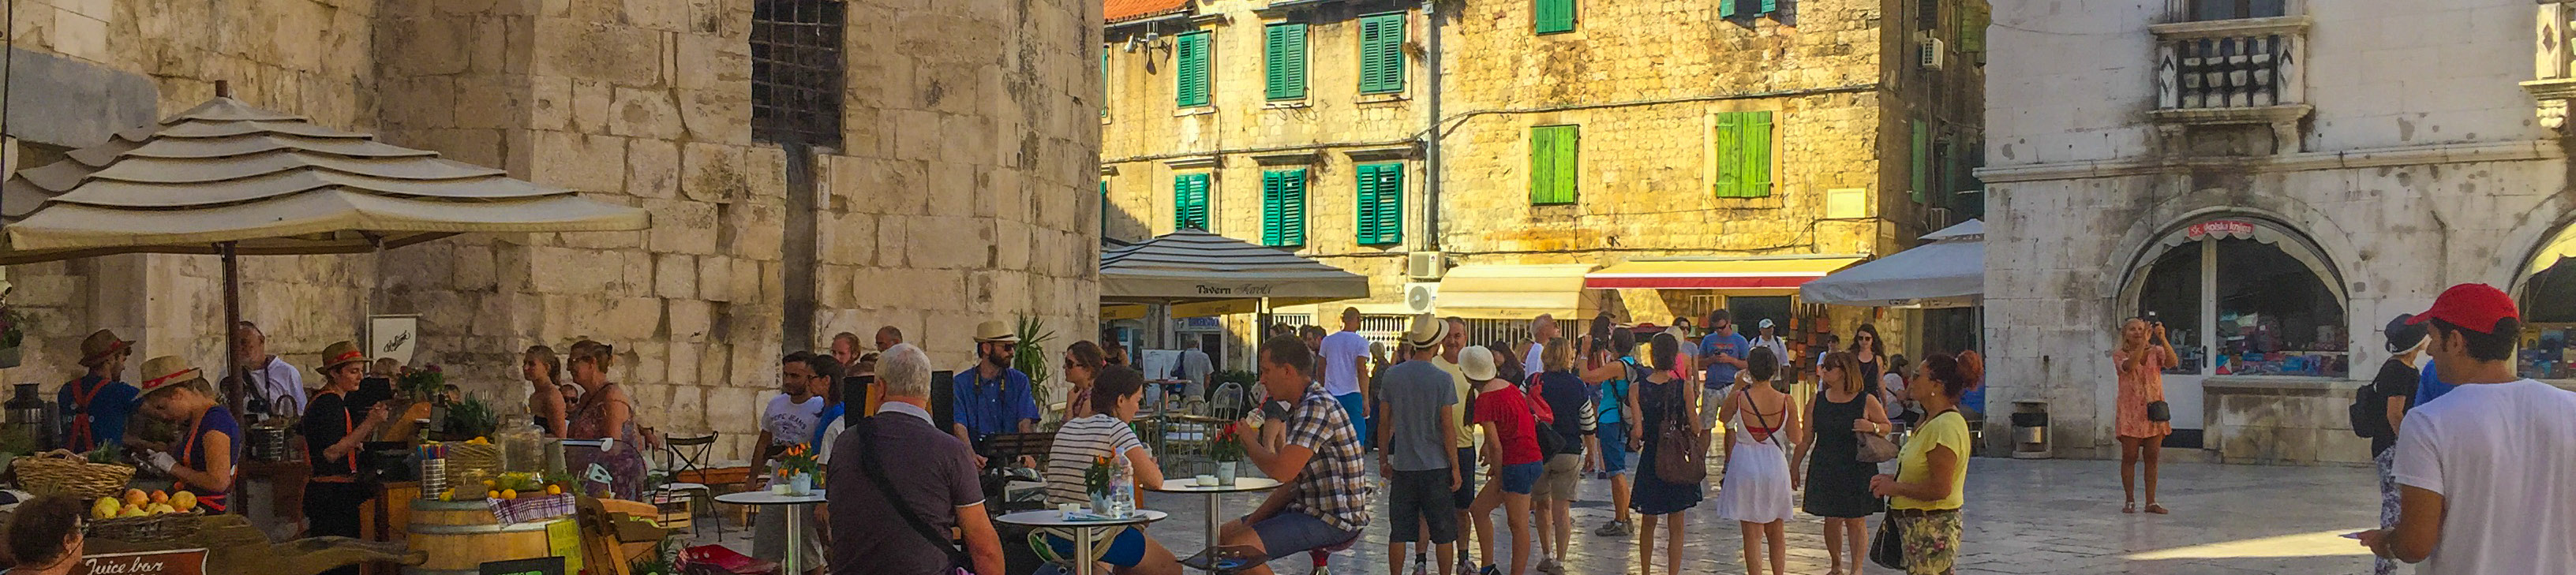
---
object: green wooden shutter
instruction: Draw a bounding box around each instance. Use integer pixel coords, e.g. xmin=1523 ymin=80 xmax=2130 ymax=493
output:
xmin=1099 ymin=181 xmax=1109 ymax=238
xmin=1720 ymin=0 xmax=1737 ymax=18
xmin=1760 ymin=0 xmax=1778 ymax=14
xmin=1356 ymin=163 xmax=1406 ymax=245
xmin=1359 ymin=13 xmax=1406 ymax=94
xmin=1535 ymin=0 xmax=1574 ymax=34
xmin=1959 ymin=3 xmax=1987 ymax=54
xmin=1741 ymin=111 xmax=1773 ymax=197
xmin=1530 ymin=125 xmax=1577 ymax=204
xmin=1264 ymin=24 xmax=1308 ymax=101
xmin=1712 ymin=113 xmax=1742 ymax=197
xmin=1177 ymin=32 xmax=1211 ymax=107
xmin=1911 ymin=121 xmax=1931 ymax=203
xmin=1260 ymin=170 xmax=1306 ymax=246
xmin=1175 ymin=174 xmax=1210 ymax=230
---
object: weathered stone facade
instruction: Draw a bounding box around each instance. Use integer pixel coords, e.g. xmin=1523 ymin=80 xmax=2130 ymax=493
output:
xmin=2 ymin=0 xmax=1100 ymax=461
xmin=1104 ymin=0 xmax=1984 ymax=363
xmin=1981 ymin=0 xmax=2569 ymax=462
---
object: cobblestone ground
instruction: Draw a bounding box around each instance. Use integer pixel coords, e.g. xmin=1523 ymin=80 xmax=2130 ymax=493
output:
xmin=701 ymin=457 xmax=2383 ymax=575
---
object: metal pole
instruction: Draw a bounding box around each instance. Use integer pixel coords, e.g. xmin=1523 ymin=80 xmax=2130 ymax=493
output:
xmin=221 ymin=241 xmax=245 ymax=417
xmin=1421 ymin=0 xmax=1443 ymax=251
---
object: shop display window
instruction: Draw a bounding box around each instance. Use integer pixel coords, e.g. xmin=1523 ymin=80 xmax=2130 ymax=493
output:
xmin=2129 ymin=222 xmax=2348 ymax=379
xmin=2137 ymin=242 xmax=2205 ymax=375
xmin=2517 ymin=258 xmax=2576 ymax=379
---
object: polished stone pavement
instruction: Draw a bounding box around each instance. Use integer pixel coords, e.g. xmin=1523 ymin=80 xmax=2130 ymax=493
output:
xmin=700 ymin=457 xmax=2384 ymax=574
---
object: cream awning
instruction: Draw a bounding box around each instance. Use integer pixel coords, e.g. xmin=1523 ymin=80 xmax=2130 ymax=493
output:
xmin=1584 ymin=256 xmax=1866 ymax=295
xmin=1436 ymin=264 xmax=1598 ymax=319
xmin=1099 ymin=229 xmax=1369 ymax=304
xmin=2 ymin=97 xmax=650 ymax=262
xmin=1803 ymin=220 xmax=1983 ymax=308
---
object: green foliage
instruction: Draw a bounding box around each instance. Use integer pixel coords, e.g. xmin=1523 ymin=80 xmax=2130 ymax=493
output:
xmin=85 ymin=442 xmax=123 ymax=465
xmin=1014 ymin=313 xmax=1059 ymax=411
xmin=399 ymin=364 xmax=446 ymax=401
xmin=441 ymin=394 xmax=498 ymax=441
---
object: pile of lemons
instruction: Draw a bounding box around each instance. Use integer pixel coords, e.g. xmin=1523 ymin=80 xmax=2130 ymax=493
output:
xmin=438 ymin=471 xmax=564 ymax=502
xmin=91 ymin=489 xmax=196 ymax=520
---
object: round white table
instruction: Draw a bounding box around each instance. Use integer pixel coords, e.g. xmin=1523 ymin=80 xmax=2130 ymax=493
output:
xmin=715 ymin=490 xmax=827 ymax=574
xmin=1143 ymin=477 xmax=1283 ymax=549
xmin=992 ymin=510 xmax=1171 ymax=575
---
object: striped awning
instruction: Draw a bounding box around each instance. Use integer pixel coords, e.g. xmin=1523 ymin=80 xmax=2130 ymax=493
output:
xmin=1100 ymin=229 xmax=1369 ymax=304
xmin=1584 ymin=256 xmax=1866 ymax=291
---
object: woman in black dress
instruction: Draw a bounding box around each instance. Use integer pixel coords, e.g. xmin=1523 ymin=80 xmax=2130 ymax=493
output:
xmin=1792 ymin=351 xmax=1893 ymax=575
xmin=1630 ymin=333 xmax=1702 ymax=575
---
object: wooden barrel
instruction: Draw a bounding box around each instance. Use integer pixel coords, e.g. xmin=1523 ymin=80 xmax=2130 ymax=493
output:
xmin=405 ymin=499 xmax=561 ymax=575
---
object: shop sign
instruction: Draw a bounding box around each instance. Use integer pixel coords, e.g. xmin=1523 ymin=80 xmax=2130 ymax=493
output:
xmin=80 ymin=549 xmax=207 ymax=575
xmin=480 ymin=557 xmax=566 ymax=575
xmin=2185 ymin=220 xmax=2256 ymax=240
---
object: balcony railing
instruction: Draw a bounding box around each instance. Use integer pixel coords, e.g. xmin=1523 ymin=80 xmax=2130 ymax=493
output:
xmin=2152 ymin=16 xmax=2309 ymax=111
xmin=2525 ymin=2 xmax=2576 ymax=130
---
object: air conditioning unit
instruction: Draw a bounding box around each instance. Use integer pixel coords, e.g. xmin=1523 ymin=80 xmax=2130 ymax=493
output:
xmin=1406 ymin=251 xmax=1446 ymax=280
xmin=1920 ymin=38 xmax=1946 ymax=70
xmin=1402 ymin=282 xmax=1441 ymax=314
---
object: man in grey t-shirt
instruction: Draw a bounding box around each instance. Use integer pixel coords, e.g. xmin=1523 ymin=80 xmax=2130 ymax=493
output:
xmin=1378 ymin=314 xmax=1464 ymax=574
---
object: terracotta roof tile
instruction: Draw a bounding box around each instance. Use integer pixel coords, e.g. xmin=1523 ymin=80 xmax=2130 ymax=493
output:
xmin=1106 ymin=0 xmax=1189 ymax=24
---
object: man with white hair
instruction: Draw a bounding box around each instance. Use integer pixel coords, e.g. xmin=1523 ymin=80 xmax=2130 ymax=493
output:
xmin=1522 ymin=315 xmax=1559 ymax=379
xmin=828 ymin=343 xmax=1005 ymax=575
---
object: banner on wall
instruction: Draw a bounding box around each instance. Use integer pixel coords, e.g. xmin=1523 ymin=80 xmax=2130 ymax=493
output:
xmin=369 ymin=315 xmax=420 ymax=365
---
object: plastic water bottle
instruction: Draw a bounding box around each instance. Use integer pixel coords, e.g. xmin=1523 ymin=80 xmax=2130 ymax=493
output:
xmin=1110 ymin=455 xmax=1136 ymax=517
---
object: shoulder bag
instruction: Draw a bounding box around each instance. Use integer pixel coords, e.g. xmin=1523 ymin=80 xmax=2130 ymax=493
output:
xmin=1870 ymin=506 xmax=1907 ymax=569
xmin=1524 ymin=383 xmax=1566 ymax=457
xmin=856 ymin=416 xmax=973 ymax=574
xmin=2144 ymin=400 xmax=2171 ymax=423
xmin=1652 ymin=379 xmax=1706 ymax=484
xmin=1855 ymin=394 xmax=1900 ymax=463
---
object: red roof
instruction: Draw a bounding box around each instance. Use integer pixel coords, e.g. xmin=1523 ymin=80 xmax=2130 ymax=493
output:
xmin=1107 ymin=0 xmax=1189 ymax=23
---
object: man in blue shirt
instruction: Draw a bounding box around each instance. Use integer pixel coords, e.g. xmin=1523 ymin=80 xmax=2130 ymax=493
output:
xmin=950 ymin=320 xmax=1039 ymax=461
xmin=2414 ymin=359 xmax=2453 ymax=406
xmin=1696 ymin=310 xmax=1749 ymax=454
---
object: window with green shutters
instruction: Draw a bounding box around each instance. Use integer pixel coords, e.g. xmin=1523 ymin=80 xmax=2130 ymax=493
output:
xmin=1355 ymin=162 xmax=1405 ymax=245
xmin=1260 ymin=170 xmax=1308 ymax=247
xmin=1534 ymin=0 xmax=1575 ymax=34
xmin=1264 ymin=24 xmax=1308 ymax=101
xmin=1529 ymin=125 xmax=1578 ymax=204
xmin=1711 ymin=111 xmax=1774 ymax=198
xmin=1719 ymin=0 xmax=1777 ymax=17
xmin=1911 ymin=121 xmax=1932 ymax=203
xmin=1174 ymin=174 xmax=1210 ymax=230
xmin=1358 ymin=13 xmax=1406 ymax=94
xmin=1176 ymin=31 xmax=1211 ymax=108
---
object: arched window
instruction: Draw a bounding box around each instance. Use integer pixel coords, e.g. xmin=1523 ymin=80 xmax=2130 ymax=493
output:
xmin=2516 ymin=225 xmax=2576 ymax=379
xmin=2123 ymin=218 xmax=2350 ymax=378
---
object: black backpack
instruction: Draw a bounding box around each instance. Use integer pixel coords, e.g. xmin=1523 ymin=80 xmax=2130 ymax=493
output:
xmin=2349 ymin=380 xmax=2393 ymax=439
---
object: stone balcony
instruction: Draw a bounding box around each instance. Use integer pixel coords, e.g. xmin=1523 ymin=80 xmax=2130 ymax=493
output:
xmin=2525 ymin=2 xmax=2576 ymax=131
xmin=2150 ymin=15 xmax=2312 ymax=154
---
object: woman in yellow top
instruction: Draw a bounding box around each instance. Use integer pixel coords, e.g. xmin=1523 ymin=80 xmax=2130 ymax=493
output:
xmin=1870 ymin=350 xmax=1982 ymax=575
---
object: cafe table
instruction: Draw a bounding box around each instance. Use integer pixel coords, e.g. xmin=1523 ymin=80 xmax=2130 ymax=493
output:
xmin=993 ymin=509 xmax=1170 ymax=575
xmin=1142 ymin=477 xmax=1282 ymax=547
xmin=715 ymin=490 xmax=827 ymax=574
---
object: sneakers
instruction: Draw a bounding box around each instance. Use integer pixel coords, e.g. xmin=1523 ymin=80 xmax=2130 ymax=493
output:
xmin=1477 ymin=565 xmax=1500 ymax=575
xmin=1535 ymin=558 xmax=1563 ymax=575
xmin=1593 ymin=519 xmax=1635 ymax=536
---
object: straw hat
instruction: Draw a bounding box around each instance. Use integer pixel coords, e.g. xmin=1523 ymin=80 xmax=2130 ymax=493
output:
xmin=1458 ymin=345 xmax=1500 ymax=382
xmin=316 ymin=341 xmax=368 ymax=374
xmin=136 ymin=355 xmax=206 ymax=401
xmin=1404 ymin=313 xmax=1447 ymax=349
xmin=77 ymin=330 xmax=133 ymax=368
xmin=973 ymin=320 xmax=1020 ymax=343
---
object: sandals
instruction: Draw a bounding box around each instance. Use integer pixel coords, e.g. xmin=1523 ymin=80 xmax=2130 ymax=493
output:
xmin=2122 ymin=502 xmax=2136 ymax=513
xmin=2144 ymin=504 xmax=2170 ymax=514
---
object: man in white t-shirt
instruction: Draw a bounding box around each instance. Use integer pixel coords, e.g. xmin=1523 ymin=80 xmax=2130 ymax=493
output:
xmin=2361 ymin=284 xmax=2576 ymax=574
xmin=755 ymin=352 xmax=829 ymax=572
xmin=1522 ymin=315 xmax=1558 ymax=379
xmin=1320 ymin=307 xmax=1376 ymax=450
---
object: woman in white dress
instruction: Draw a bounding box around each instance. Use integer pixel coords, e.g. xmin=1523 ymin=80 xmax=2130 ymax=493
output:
xmin=1715 ymin=347 xmax=1803 ymax=575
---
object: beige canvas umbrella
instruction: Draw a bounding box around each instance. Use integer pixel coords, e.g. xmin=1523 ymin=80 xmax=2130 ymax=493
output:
xmin=1 ymin=85 xmax=650 ymax=413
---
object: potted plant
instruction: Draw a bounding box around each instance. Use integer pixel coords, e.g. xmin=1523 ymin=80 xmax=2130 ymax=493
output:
xmin=772 ymin=443 xmax=818 ymax=495
xmin=1211 ymin=423 xmax=1246 ymax=485
xmin=1082 ymin=455 xmax=1116 ymax=514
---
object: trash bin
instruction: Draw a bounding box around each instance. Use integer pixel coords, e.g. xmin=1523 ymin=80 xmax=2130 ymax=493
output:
xmin=2010 ymin=401 xmax=2050 ymax=459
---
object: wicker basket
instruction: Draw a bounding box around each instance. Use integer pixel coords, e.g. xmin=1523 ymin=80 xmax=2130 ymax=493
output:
xmin=13 ymin=450 xmax=136 ymax=499
xmin=447 ymin=443 xmax=504 ymax=478
xmin=87 ymin=510 xmax=204 ymax=543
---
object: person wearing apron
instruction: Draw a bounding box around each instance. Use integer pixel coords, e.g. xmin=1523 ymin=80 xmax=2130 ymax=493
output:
xmin=59 ymin=330 xmax=140 ymax=453
xmin=304 ymin=342 xmax=391 ymax=575
xmin=131 ymin=356 xmax=241 ymax=514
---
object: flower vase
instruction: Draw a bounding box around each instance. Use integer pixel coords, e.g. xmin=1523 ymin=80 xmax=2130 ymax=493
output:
xmin=0 ymin=346 xmax=21 ymax=369
xmin=1215 ymin=461 xmax=1238 ymax=485
xmin=788 ymin=472 xmax=814 ymax=495
xmin=1088 ymin=490 xmax=1115 ymax=515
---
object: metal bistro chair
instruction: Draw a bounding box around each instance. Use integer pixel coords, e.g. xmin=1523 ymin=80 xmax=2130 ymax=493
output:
xmin=1210 ymin=383 xmax=1247 ymax=422
xmin=657 ymin=434 xmax=721 ymax=536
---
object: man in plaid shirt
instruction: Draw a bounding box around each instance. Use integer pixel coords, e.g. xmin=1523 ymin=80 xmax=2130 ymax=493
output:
xmin=1219 ymin=335 xmax=1375 ymax=573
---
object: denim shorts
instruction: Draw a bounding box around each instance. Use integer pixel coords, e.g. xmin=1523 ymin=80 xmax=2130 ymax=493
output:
xmin=1252 ymin=513 xmax=1360 ymax=561
xmin=1451 ymin=446 xmax=1479 ymax=508
xmin=1496 ymin=461 xmax=1544 ymax=495
xmin=1041 ymin=526 xmax=1147 ymax=566
xmin=1598 ymin=421 xmax=1630 ymax=475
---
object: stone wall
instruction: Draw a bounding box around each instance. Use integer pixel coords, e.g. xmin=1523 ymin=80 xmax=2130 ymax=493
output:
xmin=1980 ymin=0 xmax=2567 ymax=461
xmin=1 ymin=0 xmax=384 ymax=387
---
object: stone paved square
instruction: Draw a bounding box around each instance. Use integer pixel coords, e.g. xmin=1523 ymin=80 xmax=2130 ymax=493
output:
xmin=702 ymin=457 xmax=2383 ymax=574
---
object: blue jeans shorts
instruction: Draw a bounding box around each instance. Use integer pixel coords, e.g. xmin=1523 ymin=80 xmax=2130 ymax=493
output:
xmin=1599 ymin=421 xmax=1630 ymax=475
xmin=1042 ymin=527 xmax=1147 ymax=566
xmin=1251 ymin=513 xmax=1360 ymax=561
xmin=1496 ymin=461 xmax=1544 ymax=495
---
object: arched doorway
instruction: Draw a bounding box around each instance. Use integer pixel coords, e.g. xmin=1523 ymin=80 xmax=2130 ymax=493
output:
xmin=2119 ymin=217 xmax=2351 ymax=432
xmin=2514 ymin=223 xmax=2576 ymax=379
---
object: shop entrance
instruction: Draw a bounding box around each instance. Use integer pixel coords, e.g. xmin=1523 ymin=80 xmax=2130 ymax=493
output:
xmin=2123 ymin=218 xmax=2349 ymax=442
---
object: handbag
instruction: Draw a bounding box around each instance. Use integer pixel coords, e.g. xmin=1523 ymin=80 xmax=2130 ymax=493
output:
xmin=1652 ymin=379 xmax=1707 ymax=485
xmin=1870 ymin=510 xmax=1908 ymax=569
xmin=2145 ymin=400 xmax=2171 ymax=423
xmin=856 ymin=416 xmax=974 ymax=574
xmin=1526 ymin=385 xmax=1567 ymax=457
xmin=1855 ymin=428 xmax=1900 ymax=464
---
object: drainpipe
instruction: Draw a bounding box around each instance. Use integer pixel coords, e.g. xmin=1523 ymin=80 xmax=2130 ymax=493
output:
xmin=1421 ymin=0 xmax=1443 ymax=252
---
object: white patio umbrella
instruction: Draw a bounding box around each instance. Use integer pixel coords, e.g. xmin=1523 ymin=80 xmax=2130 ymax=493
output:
xmin=1 ymin=86 xmax=649 ymax=412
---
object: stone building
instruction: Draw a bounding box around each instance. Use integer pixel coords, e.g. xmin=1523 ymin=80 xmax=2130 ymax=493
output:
xmin=0 ymin=0 xmax=1101 ymax=461
xmin=1103 ymin=0 xmax=1987 ymax=366
xmin=1982 ymin=0 xmax=2575 ymax=462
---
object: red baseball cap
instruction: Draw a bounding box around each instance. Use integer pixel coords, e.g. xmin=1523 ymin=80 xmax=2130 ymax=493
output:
xmin=2406 ymin=283 xmax=2520 ymax=334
